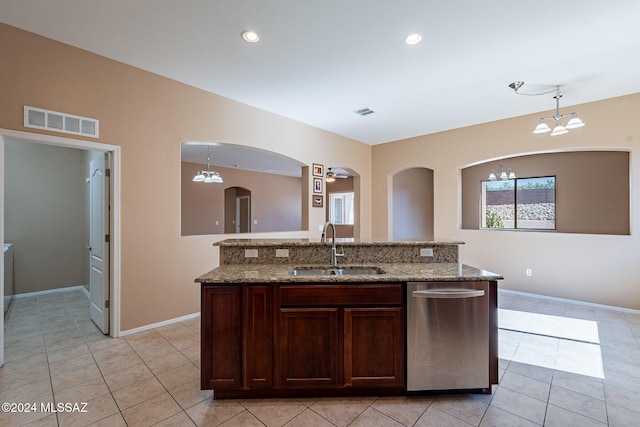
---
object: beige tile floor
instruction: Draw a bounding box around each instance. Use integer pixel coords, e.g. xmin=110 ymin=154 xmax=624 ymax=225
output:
xmin=1 ymin=288 xmax=640 ymax=426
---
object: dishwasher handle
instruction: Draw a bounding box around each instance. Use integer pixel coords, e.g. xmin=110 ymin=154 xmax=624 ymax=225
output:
xmin=412 ymin=289 xmax=485 ymax=299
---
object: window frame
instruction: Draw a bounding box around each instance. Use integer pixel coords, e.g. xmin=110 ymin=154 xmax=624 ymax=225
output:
xmin=480 ymin=175 xmax=556 ymax=231
xmin=328 ymin=191 xmax=355 ymax=225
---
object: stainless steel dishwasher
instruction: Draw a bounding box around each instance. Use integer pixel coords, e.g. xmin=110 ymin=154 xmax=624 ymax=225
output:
xmin=406 ymin=281 xmax=489 ymax=391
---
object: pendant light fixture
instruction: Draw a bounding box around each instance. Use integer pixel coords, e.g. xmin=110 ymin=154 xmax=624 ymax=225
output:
xmin=488 ymin=160 xmax=516 ymax=181
xmin=509 ymin=81 xmax=585 ymax=136
xmin=193 ymin=146 xmax=223 ymax=183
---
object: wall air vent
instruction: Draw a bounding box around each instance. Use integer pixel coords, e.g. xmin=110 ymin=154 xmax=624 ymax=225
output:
xmin=354 ymin=107 xmax=375 ymax=116
xmin=24 ymin=106 xmax=99 ymax=138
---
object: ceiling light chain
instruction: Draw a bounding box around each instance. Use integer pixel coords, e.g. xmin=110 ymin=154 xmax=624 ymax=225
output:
xmin=509 ymin=81 xmax=585 ymax=136
xmin=508 ymin=81 xmax=556 ymax=97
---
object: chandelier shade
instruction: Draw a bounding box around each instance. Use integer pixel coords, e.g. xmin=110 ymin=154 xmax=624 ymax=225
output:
xmin=533 ymin=119 xmax=551 ymax=134
xmin=550 ymin=125 xmax=568 ymax=137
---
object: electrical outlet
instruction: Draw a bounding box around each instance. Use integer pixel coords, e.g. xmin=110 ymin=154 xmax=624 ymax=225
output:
xmin=420 ymin=248 xmax=434 ymax=257
xmin=245 ymin=249 xmax=258 ymax=258
xmin=276 ymin=249 xmax=289 ymax=258
xmin=525 ymin=268 xmax=533 ymax=277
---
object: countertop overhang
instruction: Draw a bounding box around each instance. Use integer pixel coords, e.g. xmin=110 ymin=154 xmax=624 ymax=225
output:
xmin=213 ymin=238 xmax=465 ymax=247
xmin=196 ymin=262 xmax=503 ymax=284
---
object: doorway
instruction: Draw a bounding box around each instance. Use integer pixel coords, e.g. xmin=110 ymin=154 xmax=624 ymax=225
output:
xmin=224 ymin=186 xmax=251 ymax=233
xmin=0 ymin=128 xmax=121 ymax=366
xmin=390 ymin=167 xmax=434 ymax=240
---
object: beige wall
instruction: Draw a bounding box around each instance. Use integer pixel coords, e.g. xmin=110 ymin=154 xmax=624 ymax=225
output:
xmin=373 ymin=93 xmax=640 ymax=310
xmin=4 ymin=139 xmax=88 ymax=294
xmin=181 ymin=162 xmax=302 ymax=235
xmin=0 ymin=23 xmax=373 ymax=330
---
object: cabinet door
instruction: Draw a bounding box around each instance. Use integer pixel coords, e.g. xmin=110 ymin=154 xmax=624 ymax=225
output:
xmin=344 ymin=308 xmax=404 ymax=387
xmin=279 ymin=308 xmax=339 ymax=388
xmin=201 ymin=286 xmax=241 ymax=390
xmin=244 ymin=286 xmax=273 ymax=389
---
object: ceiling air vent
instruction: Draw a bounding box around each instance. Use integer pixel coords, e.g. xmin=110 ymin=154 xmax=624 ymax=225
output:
xmin=354 ymin=107 xmax=375 ymax=116
xmin=24 ymin=106 xmax=99 ymax=138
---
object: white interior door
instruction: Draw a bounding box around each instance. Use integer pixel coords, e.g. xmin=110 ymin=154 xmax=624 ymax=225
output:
xmin=1 ymin=135 xmax=5 ymax=366
xmin=89 ymin=153 xmax=110 ymax=334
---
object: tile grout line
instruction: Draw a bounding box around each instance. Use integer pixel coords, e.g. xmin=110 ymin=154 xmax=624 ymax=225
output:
xmin=119 ymin=325 xmax=206 ymax=425
xmin=39 ymin=295 xmax=61 ymax=426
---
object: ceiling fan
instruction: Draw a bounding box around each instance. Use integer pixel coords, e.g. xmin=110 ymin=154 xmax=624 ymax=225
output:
xmin=326 ymin=167 xmax=349 ymax=182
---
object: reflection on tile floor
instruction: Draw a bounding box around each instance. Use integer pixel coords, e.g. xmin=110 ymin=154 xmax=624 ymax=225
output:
xmin=1 ymin=288 xmax=640 ymax=426
xmin=498 ymin=306 xmax=606 ymax=379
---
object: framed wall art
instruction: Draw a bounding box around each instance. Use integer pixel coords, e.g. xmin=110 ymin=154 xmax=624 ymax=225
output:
xmin=313 ymin=177 xmax=323 ymax=193
xmin=312 ymin=194 xmax=323 ymax=208
xmin=313 ymin=163 xmax=324 ymax=177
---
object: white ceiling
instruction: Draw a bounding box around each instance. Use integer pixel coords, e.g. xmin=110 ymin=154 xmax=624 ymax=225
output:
xmin=181 ymin=142 xmax=304 ymax=177
xmin=2 ymin=0 xmax=640 ymax=145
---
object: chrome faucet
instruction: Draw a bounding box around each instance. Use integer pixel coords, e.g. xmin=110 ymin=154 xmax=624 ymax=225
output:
xmin=321 ymin=222 xmax=344 ymax=266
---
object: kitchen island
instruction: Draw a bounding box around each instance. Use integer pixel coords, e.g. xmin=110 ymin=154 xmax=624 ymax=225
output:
xmin=196 ymin=239 xmax=502 ymax=399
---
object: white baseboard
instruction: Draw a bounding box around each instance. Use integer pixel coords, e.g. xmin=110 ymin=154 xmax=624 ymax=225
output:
xmin=12 ymin=285 xmax=90 ymax=299
xmin=120 ymin=312 xmax=201 ymax=336
xmin=499 ymin=288 xmax=640 ymax=315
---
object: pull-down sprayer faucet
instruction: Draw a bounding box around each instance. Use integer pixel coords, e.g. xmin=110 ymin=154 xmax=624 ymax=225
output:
xmin=321 ymin=222 xmax=344 ymax=266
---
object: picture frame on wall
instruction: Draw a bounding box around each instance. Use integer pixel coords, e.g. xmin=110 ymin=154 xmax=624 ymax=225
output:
xmin=313 ymin=194 xmax=323 ymax=208
xmin=313 ymin=177 xmax=323 ymax=193
xmin=313 ymin=163 xmax=324 ymax=177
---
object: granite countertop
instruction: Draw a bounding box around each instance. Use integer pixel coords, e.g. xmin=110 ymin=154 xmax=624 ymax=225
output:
xmin=196 ymin=262 xmax=503 ymax=284
xmin=214 ymin=238 xmax=464 ymax=247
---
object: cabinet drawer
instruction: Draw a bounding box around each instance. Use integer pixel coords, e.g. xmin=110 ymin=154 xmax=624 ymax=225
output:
xmin=280 ymin=284 xmax=402 ymax=306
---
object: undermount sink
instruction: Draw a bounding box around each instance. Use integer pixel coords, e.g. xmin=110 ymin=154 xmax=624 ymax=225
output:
xmin=290 ymin=266 xmax=386 ymax=276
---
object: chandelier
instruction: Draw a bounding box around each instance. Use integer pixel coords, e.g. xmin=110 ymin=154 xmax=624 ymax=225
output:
xmin=193 ymin=154 xmax=223 ymax=183
xmin=488 ymin=160 xmax=516 ymax=181
xmin=509 ymin=81 xmax=585 ymax=136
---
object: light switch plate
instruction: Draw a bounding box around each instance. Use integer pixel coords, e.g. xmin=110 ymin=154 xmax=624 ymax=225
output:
xmin=245 ymin=249 xmax=258 ymax=258
xmin=420 ymin=248 xmax=434 ymax=257
xmin=276 ymin=249 xmax=289 ymax=258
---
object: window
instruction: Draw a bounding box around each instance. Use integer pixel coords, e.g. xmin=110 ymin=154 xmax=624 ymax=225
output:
xmin=481 ymin=177 xmax=556 ymax=230
xmin=329 ymin=192 xmax=355 ymax=225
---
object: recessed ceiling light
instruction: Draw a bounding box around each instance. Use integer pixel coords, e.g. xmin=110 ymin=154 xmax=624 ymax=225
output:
xmin=404 ymin=33 xmax=422 ymax=45
xmin=241 ymin=30 xmax=260 ymax=43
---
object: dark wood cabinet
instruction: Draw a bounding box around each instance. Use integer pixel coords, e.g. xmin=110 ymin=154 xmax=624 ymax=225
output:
xmin=243 ymin=285 xmax=273 ymax=389
xmin=201 ymin=285 xmax=241 ymax=390
xmin=344 ymin=307 xmax=404 ymax=387
xmin=201 ymin=284 xmax=273 ymax=392
xmin=277 ymin=283 xmax=404 ymax=392
xmin=279 ymin=308 xmax=339 ymax=388
xmin=201 ymin=282 xmax=404 ymax=398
